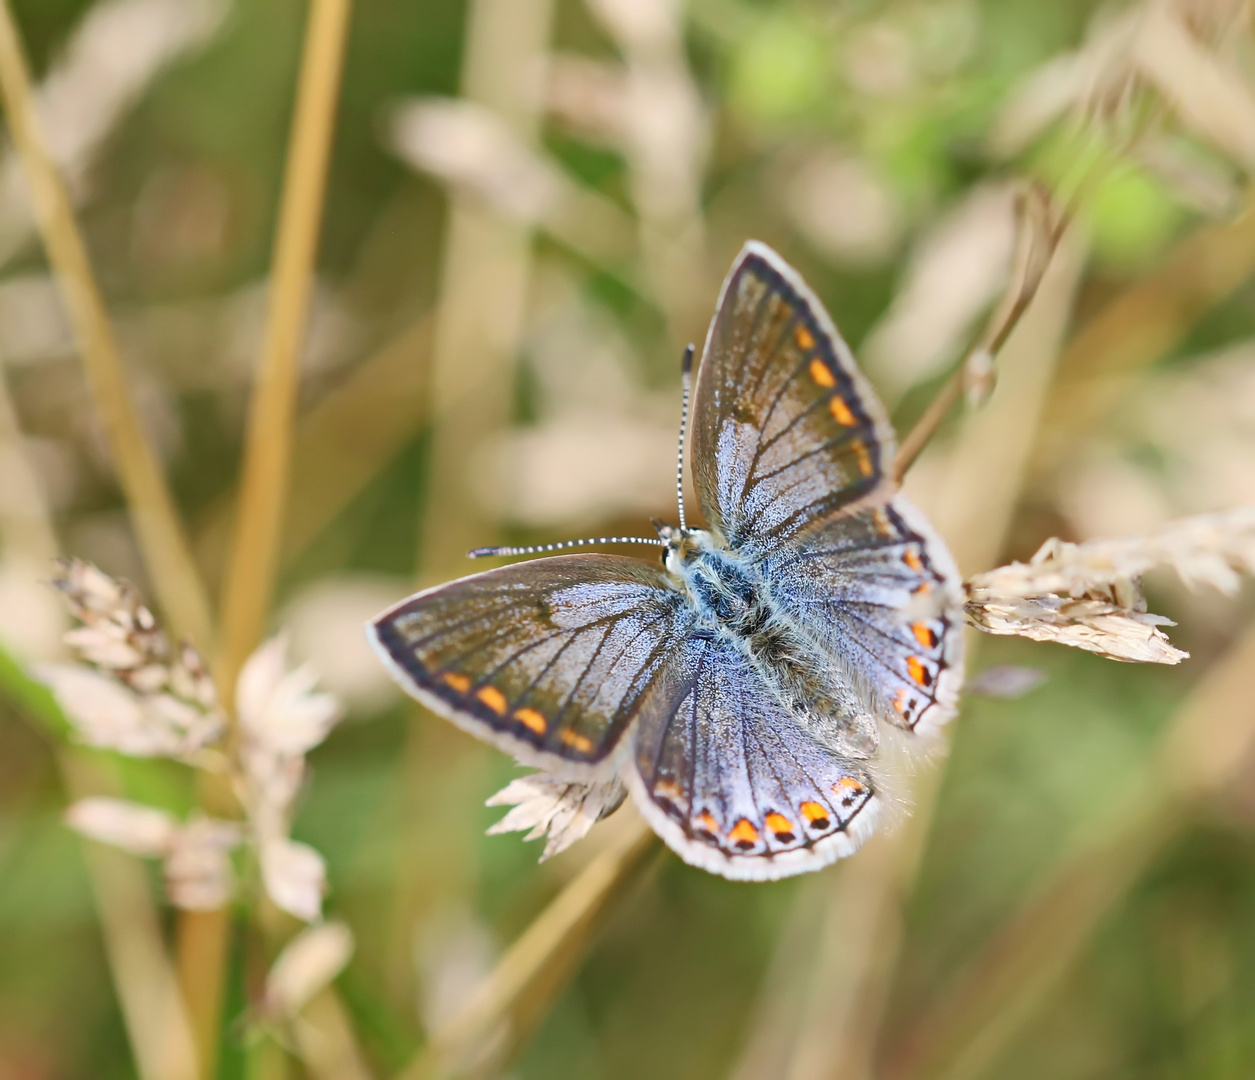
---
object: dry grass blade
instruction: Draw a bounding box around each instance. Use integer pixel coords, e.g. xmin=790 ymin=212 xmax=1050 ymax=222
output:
xmin=880 ymin=619 xmax=1255 ymax=1080
xmin=1132 ymin=3 xmax=1255 ymax=173
xmin=217 ymin=0 xmax=353 ymax=697
xmin=0 ymin=341 xmax=199 ymax=1080
xmin=894 ymin=184 xmax=1064 ymax=483
xmin=195 ymin=313 xmax=433 ymax=578
xmin=398 ymin=816 xmax=657 ymax=1080
xmin=965 ymin=508 xmax=1255 ymax=663
xmin=198 ymin=0 xmax=353 ymax=1073
xmin=0 ymin=0 xmax=211 ymax=647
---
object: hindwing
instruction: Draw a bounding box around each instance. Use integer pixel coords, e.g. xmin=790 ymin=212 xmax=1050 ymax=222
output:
xmin=627 ymin=634 xmax=882 ymax=881
xmin=765 ymin=497 xmax=964 ymax=736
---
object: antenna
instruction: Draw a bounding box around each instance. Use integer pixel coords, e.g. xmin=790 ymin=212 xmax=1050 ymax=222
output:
xmin=469 ymin=536 xmax=664 ymax=559
xmin=675 ymin=344 xmax=695 ymax=531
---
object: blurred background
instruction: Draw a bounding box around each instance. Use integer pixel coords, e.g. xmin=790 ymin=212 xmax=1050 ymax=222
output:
xmin=2 ymin=0 xmax=1255 ymax=1077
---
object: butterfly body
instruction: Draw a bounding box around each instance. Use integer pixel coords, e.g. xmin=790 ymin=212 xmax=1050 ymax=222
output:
xmin=370 ymin=241 xmax=964 ymax=880
xmin=662 ymin=523 xmax=880 ymax=761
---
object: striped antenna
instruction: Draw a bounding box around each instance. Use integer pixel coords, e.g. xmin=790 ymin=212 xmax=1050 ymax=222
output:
xmin=469 ymin=536 xmax=664 ymax=559
xmin=675 ymin=344 xmax=695 ymax=531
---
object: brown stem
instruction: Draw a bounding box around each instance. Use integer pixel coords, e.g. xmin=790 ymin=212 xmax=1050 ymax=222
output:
xmin=893 ymin=183 xmax=1065 ymax=484
xmin=217 ymin=0 xmax=354 ymax=698
xmin=0 ymin=0 xmax=212 ymax=648
xmin=193 ymin=0 xmax=354 ymax=1074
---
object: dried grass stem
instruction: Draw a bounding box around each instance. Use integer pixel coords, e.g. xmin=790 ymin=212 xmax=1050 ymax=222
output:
xmin=217 ymin=0 xmax=353 ymax=696
xmin=0 ymin=0 xmax=212 ymax=647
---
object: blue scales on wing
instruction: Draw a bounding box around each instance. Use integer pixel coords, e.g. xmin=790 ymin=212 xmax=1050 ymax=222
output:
xmin=626 ymin=633 xmax=879 ymax=881
xmin=764 ymin=498 xmax=965 ymax=736
xmin=368 ymin=555 xmax=693 ymax=774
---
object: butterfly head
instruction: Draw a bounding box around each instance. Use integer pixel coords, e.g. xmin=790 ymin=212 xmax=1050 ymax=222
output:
xmin=654 ymin=520 xmax=714 ymax=576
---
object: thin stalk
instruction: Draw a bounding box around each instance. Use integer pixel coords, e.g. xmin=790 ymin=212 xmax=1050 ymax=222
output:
xmin=217 ymin=0 xmax=353 ymax=696
xmin=398 ymin=815 xmax=658 ymax=1080
xmin=198 ymin=0 xmax=353 ymax=1073
xmin=194 ymin=312 xmax=433 ymax=578
xmin=880 ymin=619 xmax=1255 ymax=1080
xmin=0 ymin=370 xmax=197 ymax=1080
xmin=0 ymin=0 xmax=211 ymax=647
xmin=894 ymin=184 xmax=1065 ymax=483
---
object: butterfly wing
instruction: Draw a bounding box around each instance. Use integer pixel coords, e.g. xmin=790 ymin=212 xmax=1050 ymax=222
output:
xmin=626 ymin=633 xmax=881 ymax=881
xmin=368 ymin=555 xmax=692 ymax=777
xmin=691 ymin=242 xmax=897 ymax=556
xmin=765 ymin=497 xmax=965 ymax=736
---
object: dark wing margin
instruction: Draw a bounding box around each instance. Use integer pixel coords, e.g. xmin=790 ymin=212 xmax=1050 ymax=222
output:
xmin=691 ymin=242 xmax=898 ymax=557
xmin=368 ymin=555 xmax=691 ymax=778
xmin=626 ymin=634 xmax=883 ymax=881
xmin=765 ymin=496 xmax=965 ymax=736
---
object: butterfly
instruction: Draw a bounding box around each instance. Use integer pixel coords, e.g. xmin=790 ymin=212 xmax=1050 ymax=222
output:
xmin=369 ymin=242 xmax=964 ymax=881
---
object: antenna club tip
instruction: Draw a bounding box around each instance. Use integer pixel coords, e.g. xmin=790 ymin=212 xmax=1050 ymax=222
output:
xmin=681 ymin=344 xmax=695 ymax=374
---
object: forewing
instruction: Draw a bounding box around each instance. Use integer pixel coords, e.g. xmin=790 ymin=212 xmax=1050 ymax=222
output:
xmin=765 ymin=497 xmax=965 ymax=735
xmin=691 ymin=242 xmax=897 ymax=556
xmin=368 ymin=555 xmax=691 ymax=776
xmin=626 ymin=634 xmax=882 ymax=881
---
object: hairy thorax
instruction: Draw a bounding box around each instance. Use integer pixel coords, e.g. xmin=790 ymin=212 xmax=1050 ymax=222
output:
xmin=663 ymin=528 xmax=879 ymax=758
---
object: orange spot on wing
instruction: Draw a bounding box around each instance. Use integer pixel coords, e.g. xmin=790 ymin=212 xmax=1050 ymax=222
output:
xmin=829 ymin=395 xmax=857 ymax=427
xmin=441 ymin=672 xmax=471 ymax=693
xmin=834 ymin=777 xmax=868 ymax=807
xmin=893 ymin=687 xmax=910 ymax=714
xmin=475 ymin=685 xmax=507 ymax=715
xmin=907 ymin=656 xmax=929 ymax=687
xmin=728 ymin=818 xmax=760 ymax=848
xmin=559 ymin=729 xmax=595 ymax=754
xmin=851 ymin=438 xmax=874 ymax=476
xmin=796 ymin=325 xmax=816 ymax=350
xmin=912 ymin=622 xmax=937 ymax=649
xmin=693 ymin=810 xmax=719 ymax=836
xmin=765 ymin=812 xmax=796 ymax=841
xmin=809 ymin=357 xmax=835 ymax=388
xmin=903 ymin=548 xmax=924 ymax=572
xmin=513 ymin=707 xmax=547 ymax=735
xmin=873 ymin=509 xmax=893 ymax=536
xmin=912 ymin=581 xmax=931 ymax=596
xmin=800 ymin=801 xmax=831 ymax=827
